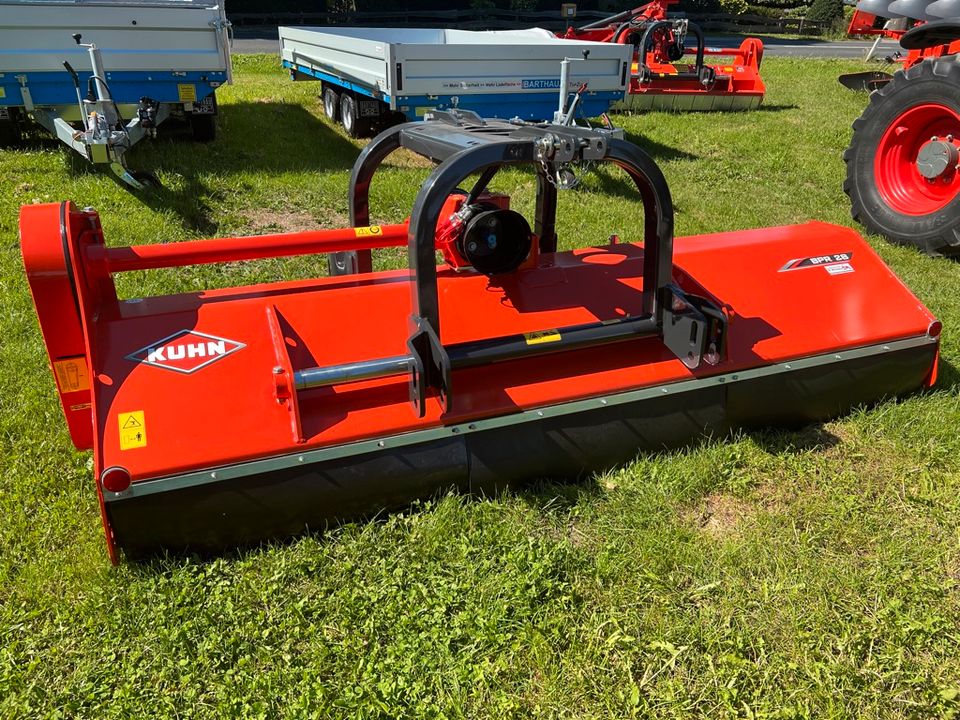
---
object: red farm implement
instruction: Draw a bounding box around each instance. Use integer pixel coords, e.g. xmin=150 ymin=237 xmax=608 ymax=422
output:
xmin=559 ymin=0 xmax=765 ymax=111
xmin=22 ymin=112 xmax=938 ymax=561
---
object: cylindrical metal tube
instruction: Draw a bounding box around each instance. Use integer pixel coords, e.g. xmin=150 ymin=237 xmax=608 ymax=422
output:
xmin=87 ymin=223 xmax=409 ymax=274
xmin=295 ymin=355 xmax=412 ymax=390
xmin=577 ymin=8 xmax=635 ymax=31
xmin=88 ymin=46 xmax=110 ymax=102
xmin=294 ymin=315 xmax=659 ymax=393
xmin=446 ymin=314 xmax=659 ymax=369
xmin=558 ymin=58 xmax=570 ymax=117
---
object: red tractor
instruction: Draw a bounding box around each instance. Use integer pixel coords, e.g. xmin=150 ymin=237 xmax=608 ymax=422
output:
xmin=844 ymin=20 xmax=960 ymax=255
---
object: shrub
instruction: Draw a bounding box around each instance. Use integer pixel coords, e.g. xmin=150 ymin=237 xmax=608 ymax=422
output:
xmin=719 ymin=0 xmax=750 ymax=13
xmin=680 ymin=0 xmax=722 ymax=13
xmin=746 ymin=4 xmax=784 ymax=16
xmin=806 ymin=0 xmax=843 ymax=23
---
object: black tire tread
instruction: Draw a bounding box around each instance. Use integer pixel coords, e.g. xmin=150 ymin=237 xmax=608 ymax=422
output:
xmin=189 ymin=113 xmax=217 ymax=143
xmin=338 ymin=93 xmax=373 ymax=138
xmin=843 ymin=57 xmax=960 ymax=257
xmin=0 ymin=119 xmax=22 ymax=147
xmin=322 ymin=84 xmax=340 ymax=122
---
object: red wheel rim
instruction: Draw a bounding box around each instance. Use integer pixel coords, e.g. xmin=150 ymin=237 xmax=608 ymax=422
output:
xmin=875 ymin=103 xmax=960 ymax=216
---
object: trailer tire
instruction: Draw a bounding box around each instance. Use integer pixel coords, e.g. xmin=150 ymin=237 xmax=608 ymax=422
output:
xmin=339 ymin=94 xmax=371 ymax=138
xmin=130 ymin=170 xmax=162 ymax=189
xmin=0 ymin=119 xmax=21 ymax=147
xmin=323 ymin=85 xmax=341 ymax=121
xmin=844 ymin=58 xmax=960 ymax=256
xmin=189 ymin=114 xmax=217 ymax=143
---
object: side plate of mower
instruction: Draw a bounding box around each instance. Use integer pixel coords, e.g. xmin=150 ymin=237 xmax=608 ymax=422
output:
xmin=21 ymin=111 xmax=938 ymax=562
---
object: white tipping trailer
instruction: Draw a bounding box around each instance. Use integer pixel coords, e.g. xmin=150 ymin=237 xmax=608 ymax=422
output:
xmin=279 ymin=26 xmax=632 ymax=136
xmin=0 ymin=0 xmax=232 ymax=188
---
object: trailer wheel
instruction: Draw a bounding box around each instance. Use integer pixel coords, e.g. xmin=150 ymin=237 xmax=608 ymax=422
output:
xmin=0 ymin=118 xmax=21 ymax=147
xmin=844 ymin=58 xmax=960 ymax=256
xmin=339 ymin=94 xmax=371 ymax=138
xmin=189 ymin=114 xmax=217 ymax=143
xmin=130 ymin=170 xmax=162 ymax=189
xmin=323 ymin=85 xmax=341 ymax=121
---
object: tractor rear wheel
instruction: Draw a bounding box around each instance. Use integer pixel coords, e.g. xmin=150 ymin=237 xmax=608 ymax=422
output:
xmin=844 ymin=57 xmax=960 ymax=256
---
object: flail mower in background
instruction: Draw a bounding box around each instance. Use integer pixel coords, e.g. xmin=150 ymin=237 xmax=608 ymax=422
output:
xmin=842 ymin=0 xmax=960 ymax=255
xmin=559 ymin=0 xmax=766 ymax=111
xmin=22 ymin=111 xmax=939 ymax=562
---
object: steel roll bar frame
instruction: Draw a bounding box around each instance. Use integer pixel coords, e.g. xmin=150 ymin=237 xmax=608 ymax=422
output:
xmin=317 ymin=113 xmax=725 ymax=416
xmin=636 ymin=20 xmax=711 ymax=87
xmin=348 ymin=116 xmax=674 ymax=331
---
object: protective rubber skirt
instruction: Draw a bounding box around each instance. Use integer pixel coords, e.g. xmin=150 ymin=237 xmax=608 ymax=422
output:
xmin=107 ymin=337 xmax=936 ymax=557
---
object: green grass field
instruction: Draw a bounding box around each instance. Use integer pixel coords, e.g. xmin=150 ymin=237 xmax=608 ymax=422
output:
xmin=2 ymin=55 xmax=960 ymax=718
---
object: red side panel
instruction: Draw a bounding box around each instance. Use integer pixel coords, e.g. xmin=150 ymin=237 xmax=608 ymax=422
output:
xmin=19 ymin=203 xmax=95 ymax=450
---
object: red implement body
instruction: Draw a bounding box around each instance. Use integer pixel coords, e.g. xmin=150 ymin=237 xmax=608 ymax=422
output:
xmin=22 ymin=114 xmax=938 ymax=562
xmin=560 ymin=0 xmax=765 ymax=111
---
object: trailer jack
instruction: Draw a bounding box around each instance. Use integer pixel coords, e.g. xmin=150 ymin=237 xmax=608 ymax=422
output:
xmin=21 ymin=34 xmax=163 ymax=189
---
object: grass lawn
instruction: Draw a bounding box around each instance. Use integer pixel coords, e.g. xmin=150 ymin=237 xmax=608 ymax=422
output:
xmin=2 ymin=54 xmax=960 ymax=718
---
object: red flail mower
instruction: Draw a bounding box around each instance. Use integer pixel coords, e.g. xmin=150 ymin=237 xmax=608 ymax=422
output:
xmin=843 ymin=15 xmax=960 ymax=254
xmin=559 ymin=0 xmax=765 ymax=111
xmin=22 ymin=113 xmax=939 ymax=562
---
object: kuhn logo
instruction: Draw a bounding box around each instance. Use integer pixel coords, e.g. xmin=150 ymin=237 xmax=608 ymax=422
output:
xmin=126 ymin=330 xmax=244 ymax=374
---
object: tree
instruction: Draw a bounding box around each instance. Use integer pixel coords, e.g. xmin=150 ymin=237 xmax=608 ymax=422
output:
xmin=806 ymin=0 xmax=844 ymax=24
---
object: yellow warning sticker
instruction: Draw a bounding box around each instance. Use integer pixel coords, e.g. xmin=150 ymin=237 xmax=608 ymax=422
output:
xmin=354 ymin=225 xmax=382 ymax=237
xmin=177 ymin=83 xmax=197 ymax=103
xmin=0 ymin=87 xmax=5 ymax=99
xmin=524 ymin=329 xmax=562 ymax=346
xmin=53 ymin=357 xmax=90 ymax=393
xmin=118 ymin=411 xmax=147 ymax=450
xmin=415 ymin=106 xmax=435 ymax=117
